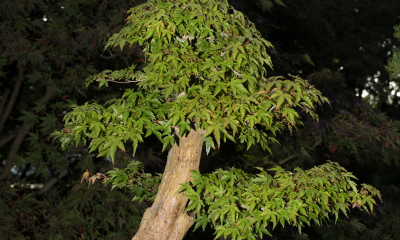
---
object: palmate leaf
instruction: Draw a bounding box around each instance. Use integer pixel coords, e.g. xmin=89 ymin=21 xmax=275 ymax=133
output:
xmin=282 ymin=108 xmax=298 ymax=125
xmin=203 ymin=136 xmax=215 ymax=155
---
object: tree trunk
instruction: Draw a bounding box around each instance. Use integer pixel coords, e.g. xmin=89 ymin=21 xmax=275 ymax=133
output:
xmin=132 ymin=129 xmax=204 ymax=240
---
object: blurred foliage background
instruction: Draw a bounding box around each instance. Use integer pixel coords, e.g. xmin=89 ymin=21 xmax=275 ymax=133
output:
xmin=0 ymin=0 xmax=399 ymax=239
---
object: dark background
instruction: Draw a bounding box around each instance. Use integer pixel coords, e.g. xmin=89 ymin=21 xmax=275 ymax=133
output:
xmin=0 ymin=0 xmax=399 ymax=239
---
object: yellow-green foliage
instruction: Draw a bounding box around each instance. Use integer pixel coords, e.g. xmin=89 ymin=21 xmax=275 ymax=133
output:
xmin=101 ymin=161 xmax=381 ymax=240
xmin=53 ymin=0 xmax=327 ymax=162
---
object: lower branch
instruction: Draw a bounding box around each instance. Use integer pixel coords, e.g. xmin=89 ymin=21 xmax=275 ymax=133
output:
xmin=0 ymin=131 xmax=17 ymax=148
xmin=279 ymin=139 xmax=322 ymax=165
xmin=0 ymin=85 xmax=54 ymax=180
xmin=0 ymin=66 xmax=24 ymax=133
xmin=35 ymin=169 xmax=69 ymax=196
xmin=0 ymin=125 xmax=31 ymax=180
xmin=0 ymin=88 xmax=11 ymax=116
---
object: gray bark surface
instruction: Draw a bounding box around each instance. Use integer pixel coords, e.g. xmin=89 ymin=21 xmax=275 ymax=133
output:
xmin=132 ymin=129 xmax=204 ymax=240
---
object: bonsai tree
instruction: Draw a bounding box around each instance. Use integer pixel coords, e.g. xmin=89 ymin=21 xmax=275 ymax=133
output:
xmin=53 ymin=0 xmax=381 ymax=239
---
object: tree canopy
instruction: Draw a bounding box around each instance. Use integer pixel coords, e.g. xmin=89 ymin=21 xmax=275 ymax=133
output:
xmin=53 ymin=0 xmax=328 ymax=164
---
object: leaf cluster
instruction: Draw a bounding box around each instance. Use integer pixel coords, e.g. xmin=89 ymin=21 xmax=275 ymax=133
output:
xmin=177 ymin=161 xmax=380 ymax=240
xmin=54 ymin=0 xmax=328 ymax=162
xmin=97 ymin=160 xmax=381 ymax=240
xmin=102 ymin=161 xmax=162 ymax=203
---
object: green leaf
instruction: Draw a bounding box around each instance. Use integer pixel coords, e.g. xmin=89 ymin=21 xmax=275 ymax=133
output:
xmin=213 ymin=125 xmax=221 ymax=149
xmin=276 ymin=95 xmax=285 ymax=110
xmin=202 ymin=136 xmax=215 ymax=155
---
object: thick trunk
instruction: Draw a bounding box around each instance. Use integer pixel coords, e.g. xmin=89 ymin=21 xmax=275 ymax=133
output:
xmin=132 ymin=129 xmax=204 ymax=240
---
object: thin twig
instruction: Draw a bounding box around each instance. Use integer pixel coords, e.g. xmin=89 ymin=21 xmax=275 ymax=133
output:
xmin=121 ymin=56 xmax=130 ymax=68
xmin=100 ymin=49 xmax=117 ymax=59
xmin=279 ymin=139 xmax=322 ymax=165
xmin=106 ymin=79 xmax=142 ymax=83
xmin=96 ymin=0 xmax=107 ymax=18
xmin=36 ymin=169 xmax=69 ymax=196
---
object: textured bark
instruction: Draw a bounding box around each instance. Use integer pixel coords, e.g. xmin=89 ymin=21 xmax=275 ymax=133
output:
xmin=132 ymin=129 xmax=204 ymax=240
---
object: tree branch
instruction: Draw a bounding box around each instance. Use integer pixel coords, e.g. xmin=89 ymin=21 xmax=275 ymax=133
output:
xmin=35 ymin=169 xmax=68 ymax=196
xmin=99 ymin=161 xmax=116 ymax=173
xmin=96 ymin=0 xmax=107 ymax=18
xmin=106 ymin=79 xmax=142 ymax=83
xmin=121 ymin=56 xmax=130 ymax=68
xmin=0 ymin=124 xmax=31 ymax=180
xmin=100 ymin=49 xmax=117 ymax=59
xmin=36 ymin=157 xmax=125 ymax=196
xmin=0 ymin=88 xmax=11 ymax=116
xmin=278 ymin=139 xmax=322 ymax=165
xmin=0 ymin=130 xmax=17 ymax=148
xmin=278 ymin=154 xmax=296 ymax=165
xmin=0 ymin=85 xmax=54 ymax=180
xmin=0 ymin=66 xmax=24 ymax=133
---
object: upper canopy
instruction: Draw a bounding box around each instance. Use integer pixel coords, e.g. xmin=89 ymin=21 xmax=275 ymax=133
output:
xmin=55 ymin=0 xmax=327 ymax=162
